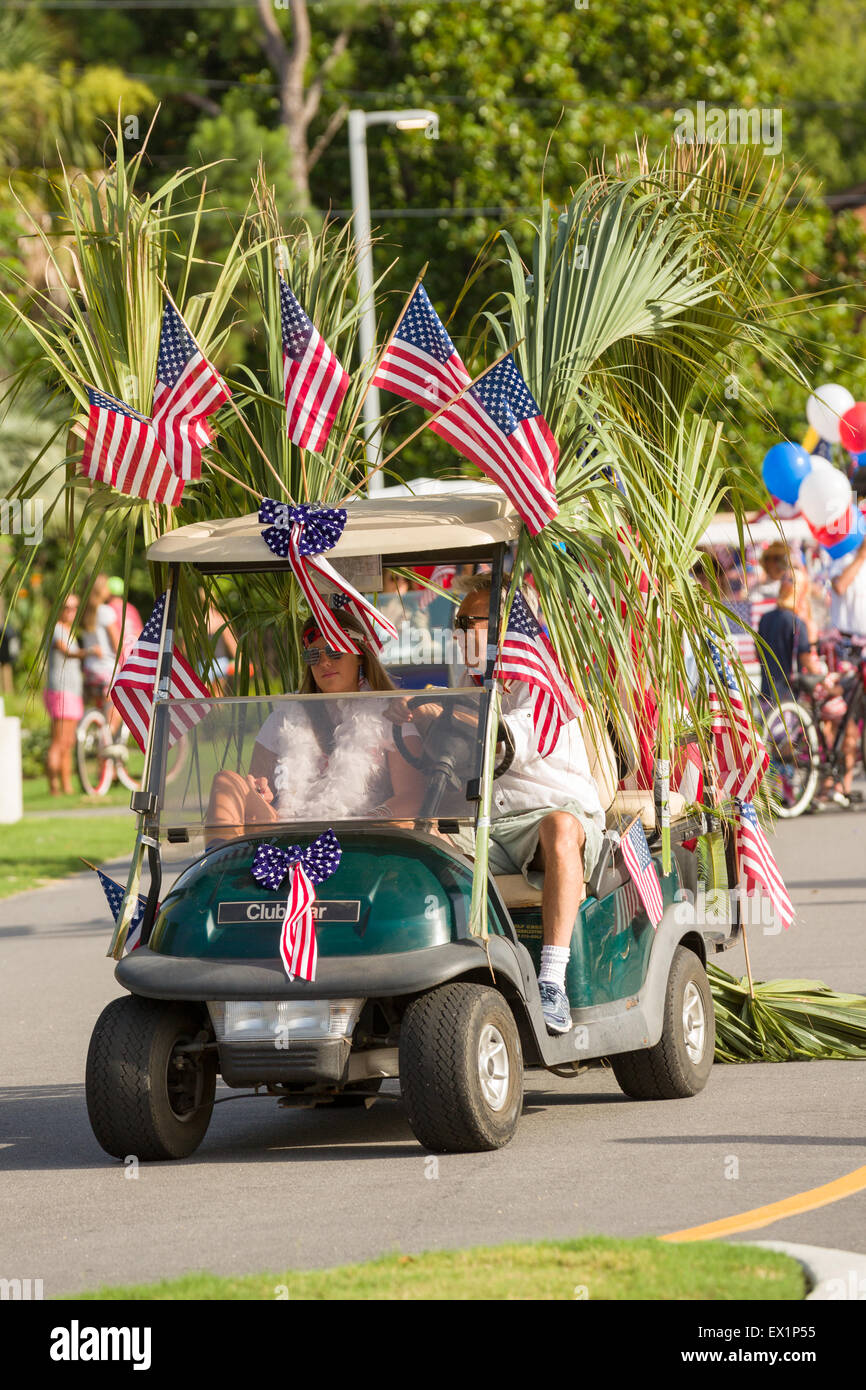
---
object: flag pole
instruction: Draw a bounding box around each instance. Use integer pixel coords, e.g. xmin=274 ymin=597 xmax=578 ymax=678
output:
xmin=106 ymin=574 xmax=176 ymax=960
xmin=156 ymin=278 xmax=293 ymax=503
xmin=338 ymin=340 xmax=522 ymax=505
xmin=732 ymin=805 xmax=756 ymax=1000
xmin=322 ymin=262 xmax=428 ymax=497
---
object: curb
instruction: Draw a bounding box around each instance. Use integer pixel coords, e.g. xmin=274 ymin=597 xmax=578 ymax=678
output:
xmin=748 ymin=1240 xmax=866 ymax=1300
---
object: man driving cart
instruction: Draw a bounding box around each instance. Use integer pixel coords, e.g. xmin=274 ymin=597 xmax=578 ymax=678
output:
xmin=399 ymin=573 xmax=605 ymax=1035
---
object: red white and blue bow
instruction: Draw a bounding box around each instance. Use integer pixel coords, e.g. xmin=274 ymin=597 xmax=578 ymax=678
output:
xmin=258 ymin=498 xmax=398 ymax=652
xmin=251 ymin=830 xmax=342 ymax=982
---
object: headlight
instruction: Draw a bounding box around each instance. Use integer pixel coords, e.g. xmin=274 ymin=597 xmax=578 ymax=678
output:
xmin=208 ymin=999 xmax=364 ymax=1042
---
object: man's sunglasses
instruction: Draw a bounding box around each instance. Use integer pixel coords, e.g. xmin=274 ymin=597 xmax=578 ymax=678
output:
xmin=454 ymin=614 xmax=488 ymax=632
xmin=302 ymin=646 xmax=347 ymax=666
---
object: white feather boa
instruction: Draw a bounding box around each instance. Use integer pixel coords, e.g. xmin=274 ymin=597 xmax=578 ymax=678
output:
xmin=272 ymin=701 xmax=392 ymax=820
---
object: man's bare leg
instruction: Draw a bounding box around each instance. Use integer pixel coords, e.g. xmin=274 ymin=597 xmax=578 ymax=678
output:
xmin=535 ymin=810 xmax=586 ymax=946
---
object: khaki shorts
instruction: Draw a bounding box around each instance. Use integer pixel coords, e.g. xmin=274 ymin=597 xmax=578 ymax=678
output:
xmin=452 ymin=800 xmax=604 ymax=891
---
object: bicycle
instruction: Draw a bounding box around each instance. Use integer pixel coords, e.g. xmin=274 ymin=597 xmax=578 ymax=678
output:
xmin=761 ymin=636 xmax=866 ymax=818
xmin=76 ymin=699 xmax=188 ymax=797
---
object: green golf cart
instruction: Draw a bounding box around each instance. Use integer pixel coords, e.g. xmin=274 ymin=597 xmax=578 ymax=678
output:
xmin=85 ymin=493 xmax=739 ymax=1160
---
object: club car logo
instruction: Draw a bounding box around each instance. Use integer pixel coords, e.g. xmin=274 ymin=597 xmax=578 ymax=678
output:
xmin=217 ymin=899 xmax=360 ymax=924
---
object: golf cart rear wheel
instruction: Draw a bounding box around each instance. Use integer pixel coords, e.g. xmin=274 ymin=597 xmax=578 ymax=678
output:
xmin=610 ymin=947 xmax=715 ymax=1100
xmin=399 ymin=982 xmax=523 ymax=1153
xmin=86 ymin=995 xmax=216 ymax=1161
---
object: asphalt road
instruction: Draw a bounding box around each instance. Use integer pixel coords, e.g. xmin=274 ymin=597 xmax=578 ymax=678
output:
xmin=1 ymin=807 xmax=865 ymax=1297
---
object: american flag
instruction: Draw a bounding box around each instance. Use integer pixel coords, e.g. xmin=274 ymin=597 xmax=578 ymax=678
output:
xmin=96 ymin=868 xmax=148 ymax=954
xmin=619 ymin=815 xmax=664 ymax=926
xmin=151 ymin=302 xmax=231 ymax=480
xmin=110 ymin=593 xmax=211 ymax=753
xmin=81 ymin=389 xmax=185 ymax=506
xmin=373 ymin=286 xmax=558 ymax=535
xmin=726 ymin=599 xmax=761 ymax=686
xmin=494 ymin=591 xmax=583 ymax=756
xmin=279 ymin=276 xmax=349 ymax=452
xmin=736 ymin=799 xmax=794 ymax=930
xmin=708 ymin=640 xmax=769 ymax=802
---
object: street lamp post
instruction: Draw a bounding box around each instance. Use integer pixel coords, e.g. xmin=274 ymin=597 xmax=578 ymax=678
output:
xmin=348 ymin=108 xmax=438 ymax=493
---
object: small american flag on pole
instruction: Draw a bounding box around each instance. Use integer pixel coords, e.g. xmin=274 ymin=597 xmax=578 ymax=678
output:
xmin=96 ymin=868 xmax=148 ymax=954
xmin=81 ymin=389 xmax=185 ymax=506
xmin=151 ymin=301 xmax=231 ymax=480
xmin=493 ymin=591 xmax=583 ymax=756
xmin=735 ymin=799 xmax=794 ymax=930
xmin=279 ymin=276 xmax=349 ymax=451
xmin=373 ymin=286 xmax=558 ymax=535
xmin=110 ymin=593 xmax=211 ymax=754
xmin=619 ymin=815 xmax=664 ymax=927
xmin=708 ymin=640 xmax=769 ymax=802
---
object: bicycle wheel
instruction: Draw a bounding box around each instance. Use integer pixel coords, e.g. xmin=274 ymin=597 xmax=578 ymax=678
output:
xmin=763 ymin=701 xmax=819 ymax=818
xmin=76 ymin=709 xmax=114 ymax=796
xmin=113 ymin=725 xmax=144 ymax=792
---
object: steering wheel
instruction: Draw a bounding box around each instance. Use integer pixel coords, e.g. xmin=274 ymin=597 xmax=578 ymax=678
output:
xmin=392 ymin=693 xmax=515 ymax=781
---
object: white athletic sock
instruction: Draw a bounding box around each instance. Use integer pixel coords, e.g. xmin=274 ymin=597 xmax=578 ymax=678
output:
xmin=538 ymin=945 xmax=570 ymax=992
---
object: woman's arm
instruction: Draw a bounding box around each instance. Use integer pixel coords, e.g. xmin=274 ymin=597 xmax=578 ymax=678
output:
xmin=249 ymin=740 xmax=277 ymax=789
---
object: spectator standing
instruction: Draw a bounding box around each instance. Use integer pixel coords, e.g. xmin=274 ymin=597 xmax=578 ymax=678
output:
xmin=106 ymin=576 xmax=143 ymax=660
xmin=44 ymin=594 xmax=89 ymax=795
xmin=829 ymin=537 xmax=866 ymax=638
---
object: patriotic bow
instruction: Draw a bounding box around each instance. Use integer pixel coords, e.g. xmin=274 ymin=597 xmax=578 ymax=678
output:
xmin=257 ymin=496 xmax=398 ymax=654
xmin=258 ymin=499 xmax=347 ymax=558
xmin=251 ymin=830 xmax=342 ymax=983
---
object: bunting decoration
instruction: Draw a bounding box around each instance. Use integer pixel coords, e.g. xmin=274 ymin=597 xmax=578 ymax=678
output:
xmin=251 ymin=830 xmax=342 ymax=982
xmin=257 ymin=499 xmax=398 ymax=651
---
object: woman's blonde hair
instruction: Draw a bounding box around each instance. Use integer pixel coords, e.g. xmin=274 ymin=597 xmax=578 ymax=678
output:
xmin=298 ymin=610 xmax=396 ymax=693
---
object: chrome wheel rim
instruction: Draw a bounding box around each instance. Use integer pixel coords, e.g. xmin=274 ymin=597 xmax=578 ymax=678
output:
xmin=478 ymin=1024 xmax=509 ymax=1111
xmin=682 ymin=981 xmax=706 ymax=1065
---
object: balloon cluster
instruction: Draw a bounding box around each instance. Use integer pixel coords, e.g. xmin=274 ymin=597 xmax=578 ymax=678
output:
xmin=761 ymin=383 xmax=866 ymax=559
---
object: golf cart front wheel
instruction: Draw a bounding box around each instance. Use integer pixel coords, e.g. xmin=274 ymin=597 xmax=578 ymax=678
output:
xmin=399 ymin=982 xmax=523 ymax=1153
xmin=609 ymin=946 xmax=715 ymax=1100
xmin=86 ymin=995 xmax=216 ymax=1161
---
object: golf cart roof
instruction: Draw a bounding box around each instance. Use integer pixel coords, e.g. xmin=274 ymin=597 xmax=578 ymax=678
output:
xmin=146 ymin=491 xmax=521 ymax=570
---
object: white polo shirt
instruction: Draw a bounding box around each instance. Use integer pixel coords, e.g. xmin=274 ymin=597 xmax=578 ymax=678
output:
xmin=490 ymin=680 xmax=605 ymax=828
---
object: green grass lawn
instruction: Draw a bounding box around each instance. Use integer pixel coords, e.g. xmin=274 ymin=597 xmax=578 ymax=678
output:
xmin=73 ymin=1238 xmax=805 ymax=1301
xmin=22 ymin=780 xmax=134 ymax=813
xmin=0 ymin=814 xmax=135 ymax=899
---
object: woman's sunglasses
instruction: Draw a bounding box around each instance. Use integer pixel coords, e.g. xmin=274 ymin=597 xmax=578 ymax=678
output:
xmin=454 ymin=614 xmax=488 ymax=632
xmin=302 ymin=646 xmax=348 ymax=666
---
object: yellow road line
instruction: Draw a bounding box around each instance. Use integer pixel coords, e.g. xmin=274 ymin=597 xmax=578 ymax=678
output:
xmin=661 ymin=1164 xmax=866 ymax=1243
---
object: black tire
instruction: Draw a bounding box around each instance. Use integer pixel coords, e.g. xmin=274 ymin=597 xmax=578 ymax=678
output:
xmin=610 ymin=946 xmax=715 ymax=1100
xmin=86 ymin=995 xmax=216 ymax=1161
xmin=399 ymin=982 xmax=523 ymax=1153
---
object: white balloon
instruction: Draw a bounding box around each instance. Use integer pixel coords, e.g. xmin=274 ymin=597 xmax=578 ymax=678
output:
xmin=798 ymin=464 xmax=852 ymax=528
xmin=806 ymin=383 xmax=856 ymax=442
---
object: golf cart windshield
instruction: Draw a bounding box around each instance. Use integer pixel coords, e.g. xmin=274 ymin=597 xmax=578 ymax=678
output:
xmin=159 ymin=688 xmax=487 ymax=842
